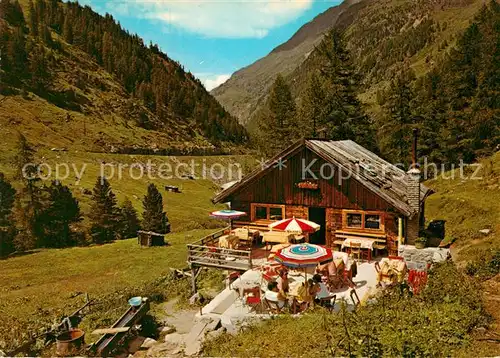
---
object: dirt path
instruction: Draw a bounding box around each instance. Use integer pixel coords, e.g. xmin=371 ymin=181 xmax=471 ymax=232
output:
xmin=157 ymin=299 xmax=199 ymax=334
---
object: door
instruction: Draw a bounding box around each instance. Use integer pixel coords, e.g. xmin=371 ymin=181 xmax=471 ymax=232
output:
xmin=308 ymin=207 xmax=326 ymax=245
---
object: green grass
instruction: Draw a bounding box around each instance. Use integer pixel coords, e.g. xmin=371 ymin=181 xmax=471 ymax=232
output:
xmin=0 ymin=148 xmax=258 ymax=353
xmin=0 ymin=151 xmax=256 ymax=231
xmin=425 ymin=152 xmax=500 ymax=263
xmin=0 ymin=229 xmax=214 ymax=352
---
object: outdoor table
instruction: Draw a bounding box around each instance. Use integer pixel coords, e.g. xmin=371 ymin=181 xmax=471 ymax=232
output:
xmin=218 ymin=234 xmax=240 ymax=249
xmin=341 ymin=237 xmax=377 ymax=261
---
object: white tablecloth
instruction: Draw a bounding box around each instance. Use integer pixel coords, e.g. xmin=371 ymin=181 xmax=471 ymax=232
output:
xmin=341 ymin=238 xmax=377 ymax=251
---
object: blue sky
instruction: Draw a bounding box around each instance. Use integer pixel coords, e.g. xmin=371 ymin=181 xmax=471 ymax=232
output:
xmin=81 ymin=1 xmax=341 ymax=90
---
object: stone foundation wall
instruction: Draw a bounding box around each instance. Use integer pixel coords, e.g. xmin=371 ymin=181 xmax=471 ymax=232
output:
xmin=398 ymin=244 xmax=451 ymax=271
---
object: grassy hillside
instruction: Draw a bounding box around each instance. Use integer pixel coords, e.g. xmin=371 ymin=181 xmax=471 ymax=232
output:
xmin=425 ymin=151 xmax=500 ymax=263
xmin=0 ymin=230 xmax=218 ymax=354
xmin=213 ymin=0 xmax=484 ymax=126
xmin=0 ymin=0 xmax=248 ymax=155
xmin=0 ymin=151 xmax=256 ymax=231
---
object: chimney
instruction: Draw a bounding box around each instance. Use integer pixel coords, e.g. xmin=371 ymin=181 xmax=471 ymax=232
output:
xmin=406 ymin=128 xmax=421 ymax=244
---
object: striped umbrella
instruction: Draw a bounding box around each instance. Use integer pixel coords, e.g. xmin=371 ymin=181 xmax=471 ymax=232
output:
xmin=273 ymin=243 xmax=333 ymax=268
xmin=268 ymin=217 xmax=320 ymax=234
xmin=209 ymin=209 xmax=247 ymax=219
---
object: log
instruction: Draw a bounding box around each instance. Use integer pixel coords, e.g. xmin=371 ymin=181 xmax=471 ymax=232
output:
xmin=91 ymin=327 xmax=130 ymax=335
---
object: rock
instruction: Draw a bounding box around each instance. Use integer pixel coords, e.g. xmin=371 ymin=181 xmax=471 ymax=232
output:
xmin=205 ymin=326 xmax=225 ymax=341
xmin=140 ymin=338 xmax=157 ymax=349
xmin=164 ymin=332 xmax=185 ymax=345
xmin=189 ymin=293 xmax=200 ymax=305
xmin=479 ymin=229 xmax=491 ymax=235
xmin=157 ymin=326 xmax=176 ymax=336
xmin=146 ymin=342 xmax=178 ymax=357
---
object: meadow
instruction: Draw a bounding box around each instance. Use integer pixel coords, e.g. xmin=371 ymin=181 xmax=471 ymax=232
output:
xmin=0 ymin=150 xmax=257 ymax=353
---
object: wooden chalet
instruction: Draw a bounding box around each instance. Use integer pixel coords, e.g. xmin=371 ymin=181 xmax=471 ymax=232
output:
xmin=212 ymin=139 xmax=433 ymax=255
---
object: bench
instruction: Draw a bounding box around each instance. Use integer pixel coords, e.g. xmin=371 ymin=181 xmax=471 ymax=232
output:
xmin=262 ymin=231 xmax=290 ymax=250
xmin=334 ymin=230 xmax=387 ymax=256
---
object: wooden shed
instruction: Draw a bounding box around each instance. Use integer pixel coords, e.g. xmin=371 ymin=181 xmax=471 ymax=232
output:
xmin=212 ymin=139 xmax=433 ymax=254
xmin=137 ymin=231 xmax=166 ymax=247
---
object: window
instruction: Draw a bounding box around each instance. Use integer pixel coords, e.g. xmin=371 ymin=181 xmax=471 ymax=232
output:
xmin=255 ymin=206 xmax=267 ymax=220
xmin=365 ymin=215 xmax=381 ymax=230
xmin=347 ymin=213 xmax=362 ymax=228
xmin=251 ymin=203 xmax=285 ymax=221
xmin=343 ymin=210 xmax=384 ymax=231
xmin=269 ymin=207 xmax=283 ymax=220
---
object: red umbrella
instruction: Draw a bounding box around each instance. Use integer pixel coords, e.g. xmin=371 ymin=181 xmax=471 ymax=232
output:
xmin=268 ymin=217 xmax=320 ymax=234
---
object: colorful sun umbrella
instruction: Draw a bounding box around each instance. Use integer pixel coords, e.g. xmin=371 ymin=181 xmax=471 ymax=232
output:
xmin=273 ymin=243 xmax=333 ymax=268
xmin=268 ymin=217 xmax=320 ymax=234
xmin=209 ymin=209 xmax=247 ymax=219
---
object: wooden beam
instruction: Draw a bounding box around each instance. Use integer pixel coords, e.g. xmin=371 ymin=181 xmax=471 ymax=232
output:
xmin=91 ymin=327 xmax=130 ymax=335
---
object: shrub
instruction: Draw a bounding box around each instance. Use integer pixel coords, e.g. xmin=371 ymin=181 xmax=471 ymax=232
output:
xmin=203 ymin=262 xmax=488 ymax=357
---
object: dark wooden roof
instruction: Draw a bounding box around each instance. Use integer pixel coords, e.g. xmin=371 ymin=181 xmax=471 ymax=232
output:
xmin=213 ymin=139 xmax=433 ymax=216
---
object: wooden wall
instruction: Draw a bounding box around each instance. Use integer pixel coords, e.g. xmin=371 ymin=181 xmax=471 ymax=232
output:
xmin=229 ymin=148 xmax=394 ymax=211
xmin=229 ymin=147 xmax=403 ymax=250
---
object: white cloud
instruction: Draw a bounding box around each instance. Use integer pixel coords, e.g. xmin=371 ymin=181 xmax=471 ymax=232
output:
xmin=197 ymin=73 xmax=231 ymax=91
xmin=107 ymin=0 xmax=313 ymax=38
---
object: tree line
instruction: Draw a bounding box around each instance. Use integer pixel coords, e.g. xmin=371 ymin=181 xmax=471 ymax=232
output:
xmin=0 ymin=134 xmax=170 ymax=257
xmin=253 ymin=29 xmax=374 ymax=156
xmin=0 ymin=0 xmax=248 ymax=145
xmin=253 ymin=1 xmax=499 ymax=167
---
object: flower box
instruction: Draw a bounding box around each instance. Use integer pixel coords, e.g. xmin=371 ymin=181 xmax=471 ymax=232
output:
xmin=296 ymin=181 xmax=319 ymax=190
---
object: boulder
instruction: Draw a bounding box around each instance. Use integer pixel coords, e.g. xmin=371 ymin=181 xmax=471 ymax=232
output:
xmin=164 ymin=332 xmax=185 ymax=345
xmin=157 ymin=326 xmax=176 ymax=336
xmin=140 ymin=338 xmax=157 ymax=349
xmin=479 ymin=229 xmax=491 ymax=235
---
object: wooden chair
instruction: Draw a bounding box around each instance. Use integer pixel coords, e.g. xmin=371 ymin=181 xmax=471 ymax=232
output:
xmin=350 ymin=289 xmax=360 ymax=308
xmin=342 ymin=266 xmax=356 ymax=288
xmin=264 ymin=297 xmax=286 ymax=314
xmin=348 ymin=242 xmax=362 ymax=261
xmin=242 ymin=287 xmax=262 ymax=312
xmin=317 ymin=294 xmax=337 ymax=312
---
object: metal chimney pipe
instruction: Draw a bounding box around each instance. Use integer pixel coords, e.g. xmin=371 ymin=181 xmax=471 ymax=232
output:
xmin=411 ymin=128 xmax=419 ymax=169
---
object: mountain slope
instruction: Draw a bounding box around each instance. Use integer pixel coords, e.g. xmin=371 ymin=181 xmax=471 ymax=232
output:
xmin=213 ymin=0 xmax=484 ymax=126
xmin=0 ymin=0 xmax=248 ymax=157
xmin=210 ymin=0 xmax=364 ymax=125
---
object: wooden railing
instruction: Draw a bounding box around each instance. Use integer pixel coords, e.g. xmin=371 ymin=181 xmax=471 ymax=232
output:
xmin=232 ymin=220 xmax=271 ymax=232
xmin=187 ymin=227 xmax=253 ymax=272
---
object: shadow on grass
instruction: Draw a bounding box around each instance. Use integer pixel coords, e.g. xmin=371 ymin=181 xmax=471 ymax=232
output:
xmin=2 ymin=250 xmax=41 ymax=260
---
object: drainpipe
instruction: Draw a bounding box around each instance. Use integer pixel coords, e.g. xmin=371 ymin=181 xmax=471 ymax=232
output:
xmin=398 ymin=217 xmax=404 ymax=247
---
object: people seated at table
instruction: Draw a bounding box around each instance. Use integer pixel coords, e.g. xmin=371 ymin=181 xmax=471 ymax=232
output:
xmin=264 ymin=281 xmax=287 ymax=309
xmin=276 ymin=269 xmax=289 ymax=293
xmin=312 ymin=274 xmax=329 ymax=299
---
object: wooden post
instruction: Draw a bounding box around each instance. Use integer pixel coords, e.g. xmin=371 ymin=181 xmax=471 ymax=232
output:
xmin=398 ymin=217 xmax=404 ymax=247
xmin=191 ymin=267 xmax=197 ymax=294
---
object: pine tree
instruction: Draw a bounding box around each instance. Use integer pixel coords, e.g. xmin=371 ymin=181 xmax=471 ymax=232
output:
xmin=11 ymin=134 xmax=46 ymax=250
xmin=39 ymin=23 xmax=52 ymax=45
xmin=7 ymin=27 xmax=28 ymax=76
xmin=300 ymin=71 xmax=325 ymax=137
xmin=28 ymin=0 xmax=38 ymax=36
xmin=0 ymin=173 xmax=16 ymax=257
xmin=380 ymin=68 xmax=415 ymax=164
xmin=88 ymin=177 xmax=119 ymax=244
xmin=142 ymin=183 xmax=170 ymax=234
xmin=0 ymin=0 xmax=26 ymax=27
xmin=63 ymin=12 xmax=73 ymax=44
xmin=38 ymin=180 xmax=81 ymax=248
xmin=317 ymin=29 xmax=374 ymax=148
xmin=118 ymin=198 xmax=140 ymax=239
xmin=258 ymin=74 xmax=298 ymax=155
xmin=30 ymin=45 xmax=51 ymax=92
